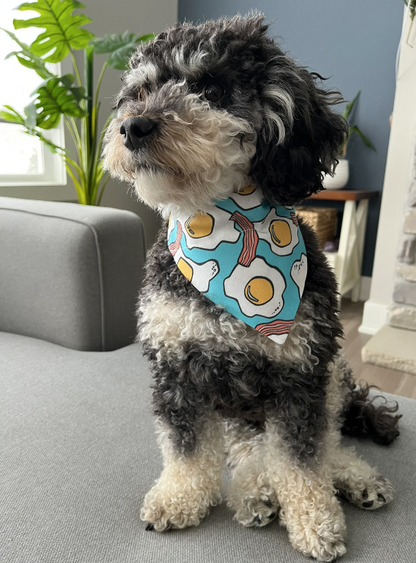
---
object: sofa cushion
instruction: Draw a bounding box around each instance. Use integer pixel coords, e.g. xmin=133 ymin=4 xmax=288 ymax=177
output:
xmin=0 ymin=198 xmax=145 ymax=351
xmin=1 ymin=331 xmax=415 ymax=563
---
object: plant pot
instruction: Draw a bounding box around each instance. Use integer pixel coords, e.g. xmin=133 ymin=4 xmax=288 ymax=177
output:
xmin=323 ymin=159 xmax=349 ymax=190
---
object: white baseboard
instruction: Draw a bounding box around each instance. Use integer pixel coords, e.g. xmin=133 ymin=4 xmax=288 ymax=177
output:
xmin=358 ymin=300 xmax=389 ymax=335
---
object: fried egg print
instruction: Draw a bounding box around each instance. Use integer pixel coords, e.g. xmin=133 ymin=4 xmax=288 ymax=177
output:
xmin=224 ymin=257 xmax=285 ymax=318
xmin=291 ymin=253 xmax=307 ymax=298
xmin=174 ymin=248 xmax=219 ymax=293
xmin=254 ymin=208 xmax=299 ymax=256
xmin=179 ymin=207 xmax=239 ymax=250
xmin=229 ymin=184 xmax=264 ymax=210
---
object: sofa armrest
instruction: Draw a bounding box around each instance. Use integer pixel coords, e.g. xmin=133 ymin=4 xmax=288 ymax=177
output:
xmin=0 ymin=197 xmax=146 ymax=351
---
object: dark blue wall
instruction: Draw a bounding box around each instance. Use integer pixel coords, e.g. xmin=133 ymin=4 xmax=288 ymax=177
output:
xmin=178 ymin=0 xmax=403 ymax=277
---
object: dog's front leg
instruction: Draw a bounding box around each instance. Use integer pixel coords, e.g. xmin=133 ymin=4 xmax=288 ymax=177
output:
xmin=264 ymin=422 xmax=347 ymax=562
xmin=141 ymin=413 xmax=224 ymax=531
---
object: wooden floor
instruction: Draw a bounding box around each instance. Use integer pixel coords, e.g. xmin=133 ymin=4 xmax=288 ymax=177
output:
xmin=340 ymin=299 xmax=416 ymax=399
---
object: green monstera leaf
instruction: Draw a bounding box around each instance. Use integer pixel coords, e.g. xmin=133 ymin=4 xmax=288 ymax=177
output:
xmin=1 ymin=29 xmax=54 ymax=79
xmin=34 ymin=75 xmax=87 ymax=129
xmin=0 ymin=102 xmax=66 ymax=158
xmin=0 ymin=105 xmax=26 ymax=126
xmin=13 ymin=0 xmax=94 ymax=63
xmin=0 ymin=103 xmax=39 ymax=131
xmin=90 ymin=31 xmax=155 ymax=69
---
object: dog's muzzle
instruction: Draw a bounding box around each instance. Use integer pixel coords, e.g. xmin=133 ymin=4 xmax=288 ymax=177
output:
xmin=120 ymin=117 xmax=156 ymax=151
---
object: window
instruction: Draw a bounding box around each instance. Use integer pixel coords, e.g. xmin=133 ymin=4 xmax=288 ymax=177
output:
xmin=0 ymin=1 xmax=66 ymax=186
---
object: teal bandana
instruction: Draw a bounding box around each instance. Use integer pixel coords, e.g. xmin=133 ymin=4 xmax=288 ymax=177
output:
xmin=167 ymin=185 xmax=307 ymax=344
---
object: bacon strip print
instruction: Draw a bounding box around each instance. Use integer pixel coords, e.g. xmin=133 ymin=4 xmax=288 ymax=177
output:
xmin=168 ymin=221 xmax=183 ymax=256
xmin=255 ymin=319 xmax=294 ymax=337
xmin=290 ymin=212 xmax=299 ymax=226
xmin=230 ymin=211 xmax=259 ymax=266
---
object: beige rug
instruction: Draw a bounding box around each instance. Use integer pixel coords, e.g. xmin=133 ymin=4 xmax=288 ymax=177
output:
xmin=362 ymin=325 xmax=416 ymax=375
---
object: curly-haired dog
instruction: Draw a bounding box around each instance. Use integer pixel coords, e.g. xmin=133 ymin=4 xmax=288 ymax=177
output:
xmin=103 ymin=15 xmax=401 ymax=562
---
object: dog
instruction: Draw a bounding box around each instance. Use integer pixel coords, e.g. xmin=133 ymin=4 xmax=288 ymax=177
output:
xmin=103 ymin=14 xmax=401 ymax=561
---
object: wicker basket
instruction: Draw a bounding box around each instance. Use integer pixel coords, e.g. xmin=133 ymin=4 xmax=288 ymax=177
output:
xmin=296 ymin=206 xmax=337 ymax=247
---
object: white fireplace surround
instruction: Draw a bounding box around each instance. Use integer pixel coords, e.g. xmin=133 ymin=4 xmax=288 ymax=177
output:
xmin=360 ymin=8 xmax=416 ymax=335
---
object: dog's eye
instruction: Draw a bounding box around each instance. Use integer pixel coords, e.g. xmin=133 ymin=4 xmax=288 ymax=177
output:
xmin=138 ymin=88 xmax=147 ymax=102
xmin=113 ymin=97 xmax=125 ymax=111
xmin=203 ymin=83 xmax=225 ymax=103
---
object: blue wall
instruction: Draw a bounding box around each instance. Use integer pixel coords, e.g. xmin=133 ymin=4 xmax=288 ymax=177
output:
xmin=178 ymin=0 xmax=403 ymax=277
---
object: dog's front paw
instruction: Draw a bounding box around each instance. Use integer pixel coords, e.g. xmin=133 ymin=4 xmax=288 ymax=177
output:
xmin=286 ymin=520 xmax=346 ymax=561
xmin=281 ymin=498 xmax=347 ymax=562
xmin=227 ymin=467 xmax=279 ymax=528
xmin=295 ymin=522 xmax=346 ymax=562
xmin=141 ymin=480 xmax=221 ymax=532
xmin=338 ymin=474 xmax=394 ymax=511
xmin=231 ymin=491 xmax=280 ymax=528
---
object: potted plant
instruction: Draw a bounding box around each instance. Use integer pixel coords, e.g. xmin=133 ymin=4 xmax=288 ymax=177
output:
xmin=323 ymin=91 xmax=376 ymax=190
xmin=0 ymin=0 xmax=154 ymax=205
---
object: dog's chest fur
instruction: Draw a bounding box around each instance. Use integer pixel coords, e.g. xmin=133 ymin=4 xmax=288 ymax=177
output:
xmin=137 ymin=218 xmax=343 ymax=459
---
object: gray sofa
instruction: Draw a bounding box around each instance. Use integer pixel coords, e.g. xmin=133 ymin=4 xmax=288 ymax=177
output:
xmin=1 ymin=197 xmax=415 ymax=563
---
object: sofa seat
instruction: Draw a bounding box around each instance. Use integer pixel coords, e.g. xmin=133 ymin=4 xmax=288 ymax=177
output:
xmin=2 ymin=331 xmax=416 ymax=563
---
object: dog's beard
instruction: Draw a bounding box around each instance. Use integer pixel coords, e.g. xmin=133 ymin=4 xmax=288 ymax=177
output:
xmin=103 ymin=88 xmax=257 ymax=217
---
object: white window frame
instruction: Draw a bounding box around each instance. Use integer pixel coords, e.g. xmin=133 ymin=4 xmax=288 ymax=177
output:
xmin=0 ymin=114 xmax=67 ymax=187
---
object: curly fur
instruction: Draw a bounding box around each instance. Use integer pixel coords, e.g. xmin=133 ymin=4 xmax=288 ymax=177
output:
xmin=342 ymin=382 xmax=401 ymax=444
xmin=141 ymin=415 xmax=223 ymax=531
xmin=103 ymin=13 xmax=401 ymax=561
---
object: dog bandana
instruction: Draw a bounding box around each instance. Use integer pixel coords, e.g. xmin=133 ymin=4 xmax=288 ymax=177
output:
xmin=167 ymin=185 xmax=307 ymax=344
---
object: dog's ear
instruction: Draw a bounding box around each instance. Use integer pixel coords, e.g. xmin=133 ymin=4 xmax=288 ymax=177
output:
xmin=250 ymin=66 xmax=348 ymax=206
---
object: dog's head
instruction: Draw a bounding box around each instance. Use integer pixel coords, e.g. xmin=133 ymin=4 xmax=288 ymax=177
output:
xmin=103 ymin=14 xmax=347 ymax=217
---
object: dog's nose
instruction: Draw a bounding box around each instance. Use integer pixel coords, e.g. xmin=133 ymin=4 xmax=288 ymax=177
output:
xmin=120 ymin=117 xmax=156 ymax=151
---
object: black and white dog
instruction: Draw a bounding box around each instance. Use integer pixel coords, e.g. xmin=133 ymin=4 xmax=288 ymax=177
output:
xmin=103 ymin=15 xmax=400 ymax=561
